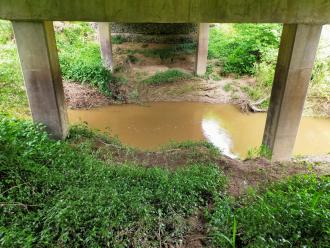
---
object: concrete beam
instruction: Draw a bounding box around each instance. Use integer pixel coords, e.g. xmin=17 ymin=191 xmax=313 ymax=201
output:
xmin=12 ymin=21 xmax=68 ymax=139
xmin=1 ymin=1 xmax=330 ymax=24
xmin=98 ymin=22 xmax=113 ymax=70
xmin=195 ymin=23 xmax=209 ymax=76
xmin=262 ymin=24 xmax=322 ymax=161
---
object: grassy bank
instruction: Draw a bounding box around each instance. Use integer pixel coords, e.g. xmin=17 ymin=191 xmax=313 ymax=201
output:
xmin=1 ymin=116 xmax=329 ymax=247
xmin=0 ymin=116 xmax=225 ymax=247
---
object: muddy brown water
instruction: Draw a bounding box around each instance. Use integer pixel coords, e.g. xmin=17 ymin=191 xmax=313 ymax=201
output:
xmin=68 ymin=102 xmax=330 ymax=159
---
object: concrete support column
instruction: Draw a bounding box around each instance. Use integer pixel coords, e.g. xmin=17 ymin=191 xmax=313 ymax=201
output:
xmin=262 ymin=24 xmax=322 ymax=161
xmin=98 ymin=22 xmax=113 ymax=70
xmin=12 ymin=21 xmax=68 ymax=139
xmin=195 ymin=23 xmax=209 ymax=76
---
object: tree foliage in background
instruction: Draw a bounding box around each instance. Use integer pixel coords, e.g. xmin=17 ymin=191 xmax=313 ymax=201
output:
xmin=209 ymin=24 xmax=282 ymax=75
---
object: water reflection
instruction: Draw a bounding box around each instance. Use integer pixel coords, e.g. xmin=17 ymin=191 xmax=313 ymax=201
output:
xmin=202 ymin=117 xmax=236 ymax=158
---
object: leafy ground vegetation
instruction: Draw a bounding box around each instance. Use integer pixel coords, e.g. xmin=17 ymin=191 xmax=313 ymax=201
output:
xmin=0 ymin=116 xmax=226 ymax=247
xmin=208 ymin=24 xmax=330 ymax=113
xmin=1 ymin=116 xmax=329 ymax=247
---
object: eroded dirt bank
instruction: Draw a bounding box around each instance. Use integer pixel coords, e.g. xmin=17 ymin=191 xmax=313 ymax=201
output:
xmin=64 ymin=42 xmax=329 ymax=118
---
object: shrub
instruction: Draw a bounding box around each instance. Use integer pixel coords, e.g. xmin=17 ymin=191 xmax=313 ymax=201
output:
xmin=208 ymin=24 xmax=281 ymax=75
xmin=208 ymin=175 xmax=330 ymax=247
xmin=241 ymin=46 xmax=279 ymax=107
xmin=56 ymin=22 xmax=114 ymax=96
xmin=0 ymin=116 xmax=226 ymax=247
xmin=310 ymin=57 xmax=330 ymax=101
xmin=143 ymin=69 xmax=192 ymax=85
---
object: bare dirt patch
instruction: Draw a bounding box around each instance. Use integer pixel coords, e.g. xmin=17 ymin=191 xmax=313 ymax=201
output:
xmin=64 ymin=81 xmax=113 ymax=109
xmin=138 ymin=77 xmax=253 ymax=104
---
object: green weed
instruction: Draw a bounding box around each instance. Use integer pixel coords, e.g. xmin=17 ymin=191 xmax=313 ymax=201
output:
xmin=0 ymin=116 xmax=226 ymax=247
xmin=0 ymin=21 xmax=28 ymax=118
xmin=112 ymin=35 xmax=127 ymax=44
xmin=246 ymin=144 xmax=272 ymax=160
xmin=208 ymin=175 xmax=330 ymax=247
xmin=143 ymin=69 xmax=192 ymax=85
xmin=0 ymin=20 xmax=13 ymax=44
xmin=56 ymin=23 xmax=114 ymax=96
xmin=209 ymin=24 xmax=281 ymax=75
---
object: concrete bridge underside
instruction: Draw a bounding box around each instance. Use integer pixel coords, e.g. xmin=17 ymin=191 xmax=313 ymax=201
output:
xmin=1 ymin=0 xmax=329 ymax=161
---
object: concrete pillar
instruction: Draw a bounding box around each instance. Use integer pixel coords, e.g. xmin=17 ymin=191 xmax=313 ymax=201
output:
xmin=12 ymin=21 xmax=68 ymax=139
xmin=195 ymin=23 xmax=209 ymax=76
xmin=263 ymin=24 xmax=322 ymax=161
xmin=98 ymin=22 xmax=113 ymax=70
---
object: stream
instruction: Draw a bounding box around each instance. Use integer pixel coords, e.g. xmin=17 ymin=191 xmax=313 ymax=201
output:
xmin=68 ymin=102 xmax=330 ymax=159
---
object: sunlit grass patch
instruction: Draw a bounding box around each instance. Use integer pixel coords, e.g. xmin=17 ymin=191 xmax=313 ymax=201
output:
xmin=143 ymin=69 xmax=192 ymax=85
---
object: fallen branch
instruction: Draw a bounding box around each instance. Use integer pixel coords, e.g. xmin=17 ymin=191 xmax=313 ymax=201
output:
xmin=252 ymin=97 xmax=269 ymax=106
xmin=248 ymin=103 xmax=266 ymax=113
xmin=248 ymin=97 xmax=269 ymax=113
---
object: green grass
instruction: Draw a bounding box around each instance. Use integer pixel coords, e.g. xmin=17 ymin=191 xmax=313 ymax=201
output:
xmin=0 ymin=21 xmax=29 ymax=118
xmin=0 ymin=116 xmax=226 ymax=247
xmin=0 ymin=20 xmax=13 ymax=44
xmin=56 ymin=22 xmax=114 ymax=96
xmin=143 ymin=69 xmax=192 ymax=85
xmin=208 ymin=175 xmax=330 ymax=248
xmin=223 ymin=83 xmax=233 ymax=92
xmin=112 ymin=35 xmax=127 ymax=44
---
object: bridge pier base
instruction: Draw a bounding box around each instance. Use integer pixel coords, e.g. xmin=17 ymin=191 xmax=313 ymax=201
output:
xmin=98 ymin=22 xmax=113 ymax=71
xmin=12 ymin=21 xmax=68 ymax=139
xmin=263 ymin=24 xmax=322 ymax=161
xmin=195 ymin=23 xmax=209 ymax=76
